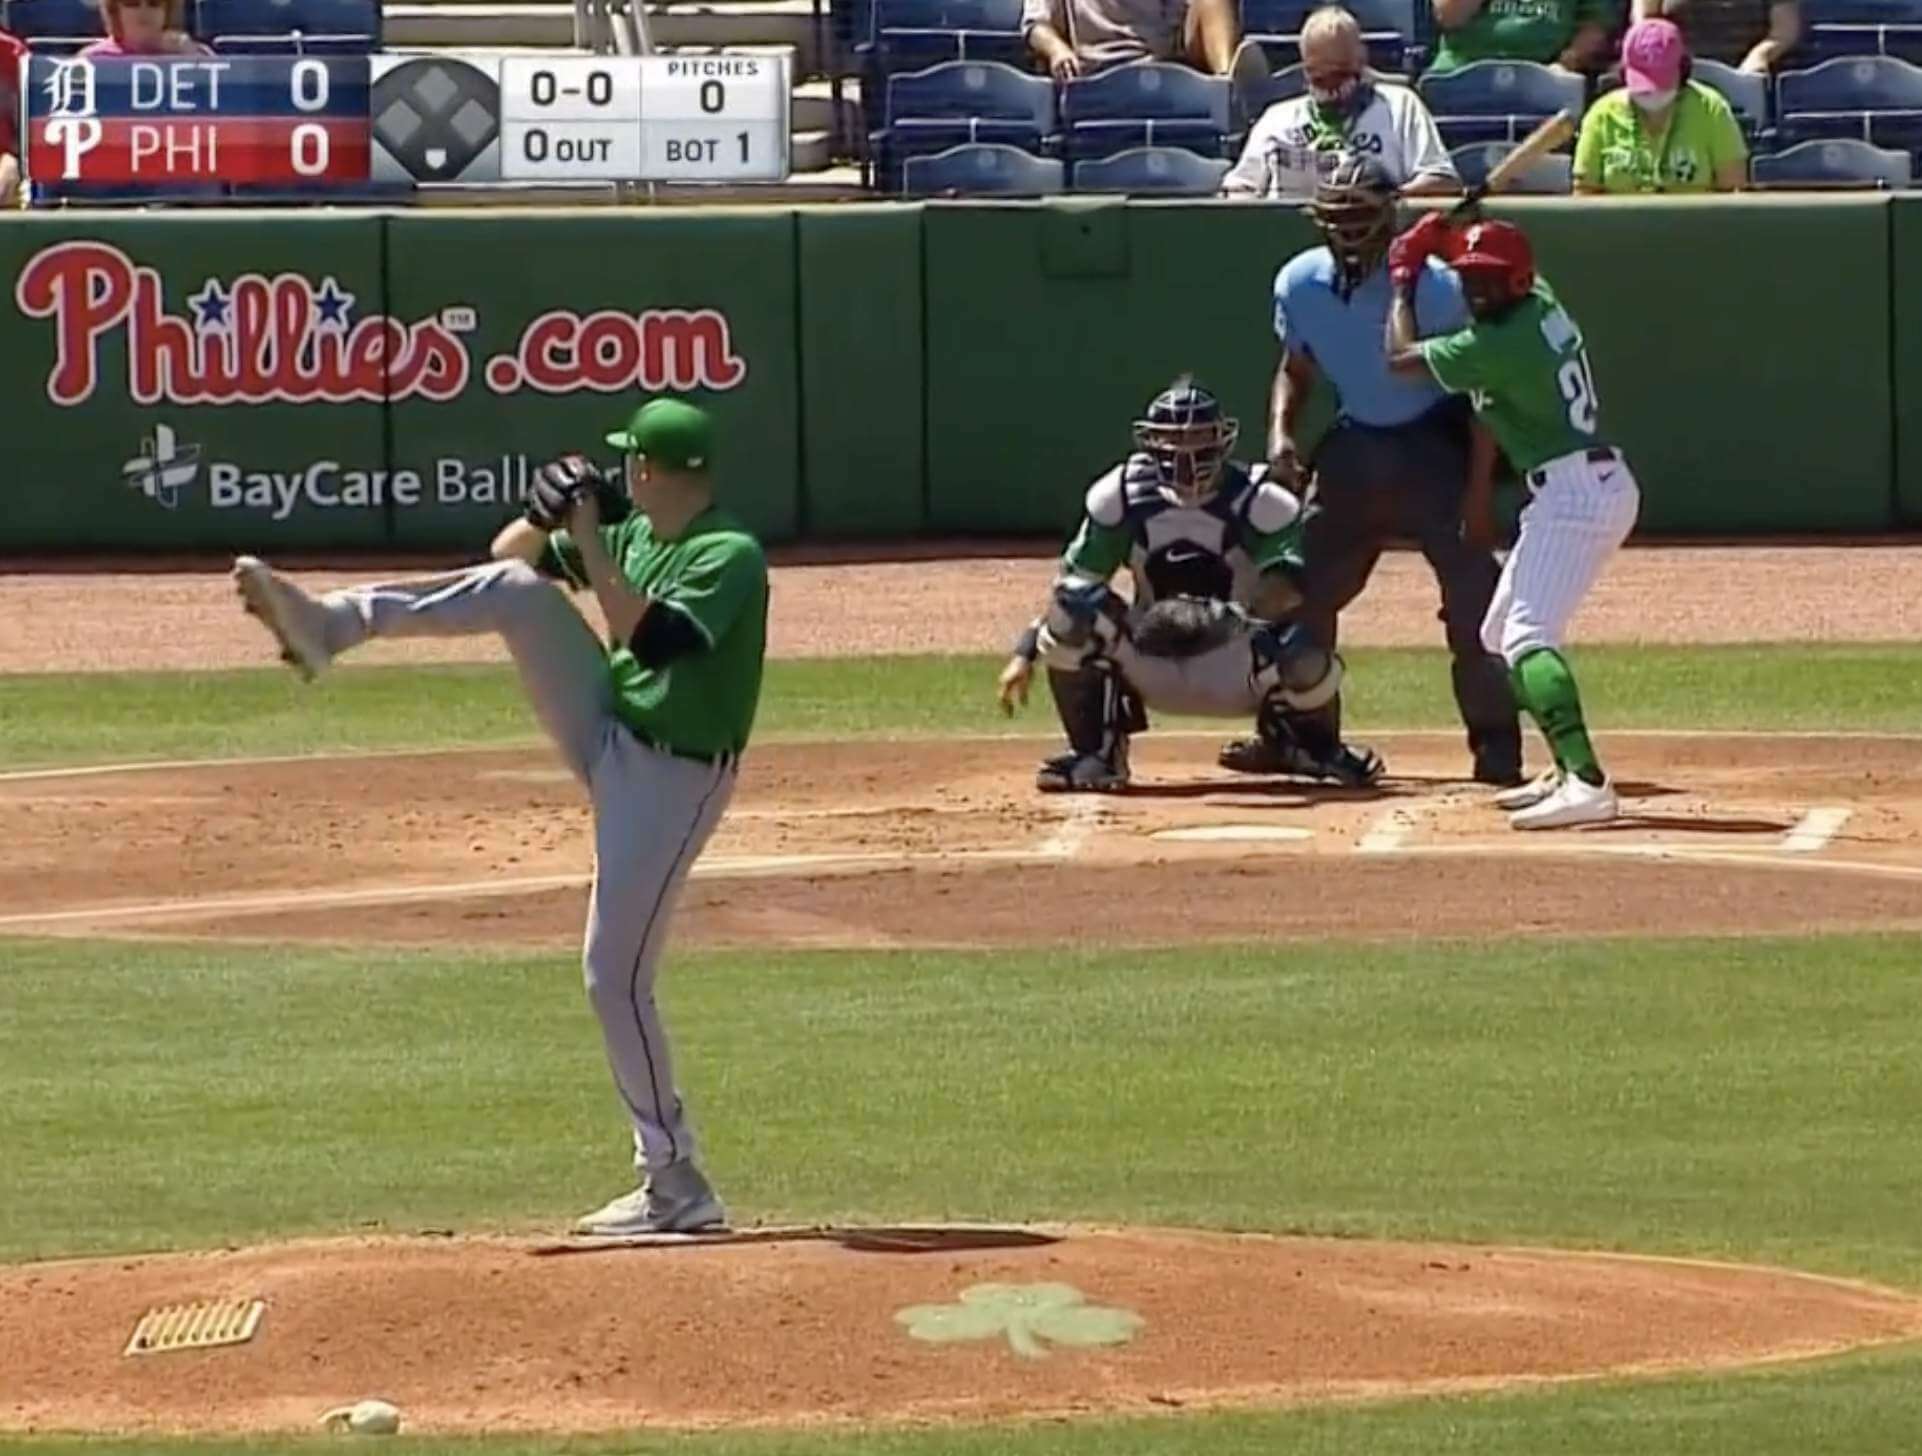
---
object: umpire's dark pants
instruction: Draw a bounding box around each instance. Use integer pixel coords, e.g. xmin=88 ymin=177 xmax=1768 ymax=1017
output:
xmin=1296 ymin=403 xmax=1520 ymax=766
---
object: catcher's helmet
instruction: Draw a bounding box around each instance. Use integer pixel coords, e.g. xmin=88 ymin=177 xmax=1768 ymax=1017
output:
xmin=1310 ymin=153 xmax=1398 ymax=294
xmin=1450 ymin=220 xmax=1536 ymax=302
xmin=1134 ymin=376 xmax=1239 ymax=506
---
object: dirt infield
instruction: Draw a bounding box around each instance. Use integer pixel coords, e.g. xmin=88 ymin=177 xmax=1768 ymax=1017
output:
xmin=3 ymin=731 xmax=1921 ymax=947
xmin=6 ymin=1228 xmax=1921 ymax=1436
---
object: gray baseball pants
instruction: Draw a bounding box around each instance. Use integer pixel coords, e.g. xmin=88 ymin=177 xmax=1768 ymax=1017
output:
xmin=316 ymin=558 xmax=736 ymax=1176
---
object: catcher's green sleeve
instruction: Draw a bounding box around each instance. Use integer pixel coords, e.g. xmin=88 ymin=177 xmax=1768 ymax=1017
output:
xmin=1061 ymin=516 xmax=1130 ymax=581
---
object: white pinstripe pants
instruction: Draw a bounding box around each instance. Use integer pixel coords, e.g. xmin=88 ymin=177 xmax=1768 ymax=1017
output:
xmin=1482 ymin=448 xmax=1641 ymax=666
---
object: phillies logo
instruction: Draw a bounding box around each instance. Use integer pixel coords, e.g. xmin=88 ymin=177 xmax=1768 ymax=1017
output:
xmin=14 ymin=241 xmax=749 ymax=408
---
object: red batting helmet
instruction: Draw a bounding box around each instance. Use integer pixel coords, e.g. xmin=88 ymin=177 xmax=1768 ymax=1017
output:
xmin=1449 ymin=220 xmax=1535 ymax=299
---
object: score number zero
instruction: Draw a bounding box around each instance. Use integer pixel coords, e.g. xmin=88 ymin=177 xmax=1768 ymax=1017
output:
xmin=280 ymin=58 xmax=338 ymax=178
xmin=517 ymin=67 xmax=753 ymax=169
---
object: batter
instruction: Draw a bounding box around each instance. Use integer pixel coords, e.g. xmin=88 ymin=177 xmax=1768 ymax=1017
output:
xmin=1384 ymin=215 xmax=1641 ymax=829
xmin=231 ymin=397 xmax=767 ymax=1233
xmin=996 ymin=376 xmax=1360 ymax=791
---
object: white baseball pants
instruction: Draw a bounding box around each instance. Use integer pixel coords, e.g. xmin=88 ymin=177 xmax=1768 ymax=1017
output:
xmin=1483 ymin=447 xmax=1641 ymax=666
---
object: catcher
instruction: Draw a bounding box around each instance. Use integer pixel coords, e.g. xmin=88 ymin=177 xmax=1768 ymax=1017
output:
xmin=229 ymin=397 xmax=765 ymax=1237
xmin=996 ymin=376 xmax=1375 ymax=792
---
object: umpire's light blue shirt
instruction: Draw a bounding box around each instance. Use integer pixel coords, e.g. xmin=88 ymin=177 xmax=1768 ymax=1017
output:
xmin=1273 ymin=248 xmax=1469 ymax=428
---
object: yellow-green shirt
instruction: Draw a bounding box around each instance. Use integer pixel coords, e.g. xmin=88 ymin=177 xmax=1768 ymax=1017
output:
xmin=1572 ymin=82 xmax=1748 ymax=194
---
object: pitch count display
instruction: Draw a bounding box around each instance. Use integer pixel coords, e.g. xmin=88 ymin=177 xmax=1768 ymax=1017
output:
xmin=20 ymin=52 xmax=791 ymax=187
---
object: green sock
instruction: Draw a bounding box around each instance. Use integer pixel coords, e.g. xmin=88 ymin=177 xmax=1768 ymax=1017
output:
xmin=1511 ymin=648 xmax=1605 ymax=786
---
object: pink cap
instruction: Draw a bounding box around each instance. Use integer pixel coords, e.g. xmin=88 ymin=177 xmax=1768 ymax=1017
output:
xmin=1622 ymin=18 xmax=1686 ymax=94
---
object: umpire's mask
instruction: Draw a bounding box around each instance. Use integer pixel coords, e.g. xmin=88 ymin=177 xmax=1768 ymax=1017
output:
xmin=1310 ymin=154 xmax=1399 ymax=297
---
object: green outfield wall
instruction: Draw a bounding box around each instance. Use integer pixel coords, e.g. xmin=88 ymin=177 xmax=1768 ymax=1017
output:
xmin=2 ymin=196 xmax=1917 ymax=552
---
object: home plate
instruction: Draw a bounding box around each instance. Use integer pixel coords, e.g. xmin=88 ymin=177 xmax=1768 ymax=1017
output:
xmin=1150 ymin=824 xmax=1314 ymax=843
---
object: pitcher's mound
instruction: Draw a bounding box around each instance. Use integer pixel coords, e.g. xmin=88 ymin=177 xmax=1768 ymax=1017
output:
xmin=5 ymin=1228 xmax=1920 ymax=1435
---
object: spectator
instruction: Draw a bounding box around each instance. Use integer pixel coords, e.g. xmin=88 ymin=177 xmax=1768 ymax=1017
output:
xmin=80 ymin=0 xmax=213 ymax=56
xmin=1225 ymin=7 xmax=1459 ymax=196
xmin=1023 ymin=0 xmax=1241 ymax=78
xmin=0 ymin=25 xmax=24 ymax=208
xmin=1573 ymin=17 xmax=1747 ymax=191
xmin=1632 ymin=0 xmax=1798 ymax=73
xmin=1427 ymin=0 xmax=1615 ymax=75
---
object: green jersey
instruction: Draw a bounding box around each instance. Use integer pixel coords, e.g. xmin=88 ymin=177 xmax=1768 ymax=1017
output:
xmin=543 ymin=506 xmax=768 ymax=757
xmin=1426 ymin=0 xmax=1613 ymax=73
xmin=1418 ymin=278 xmax=1607 ymax=475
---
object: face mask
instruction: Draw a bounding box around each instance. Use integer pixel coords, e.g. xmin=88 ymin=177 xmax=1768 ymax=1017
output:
xmin=1310 ymin=75 xmax=1362 ymax=111
xmin=1632 ymin=86 xmax=1677 ymax=112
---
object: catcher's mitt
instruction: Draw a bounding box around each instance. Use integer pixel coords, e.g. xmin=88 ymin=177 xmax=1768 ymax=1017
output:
xmin=524 ymin=455 xmax=632 ymax=531
xmin=1132 ymin=595 xmax=1243 ymax=659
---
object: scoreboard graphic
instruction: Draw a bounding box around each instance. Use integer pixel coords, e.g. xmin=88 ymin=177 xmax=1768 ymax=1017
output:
xmin=21 ymin=53 xmax=791 ymax=187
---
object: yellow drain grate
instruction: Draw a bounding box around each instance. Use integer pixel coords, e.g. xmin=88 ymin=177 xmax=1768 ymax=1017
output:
xmin=124 ymin=1298 xmax=265 ymax=1356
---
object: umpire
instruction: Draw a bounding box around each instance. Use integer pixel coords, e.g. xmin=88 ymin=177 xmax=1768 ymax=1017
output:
xmin=1222 ymin=154 xmax=1522 ymax=786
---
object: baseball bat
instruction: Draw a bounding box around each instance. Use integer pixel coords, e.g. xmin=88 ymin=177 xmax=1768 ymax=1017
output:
xmin=1449 ymin=108 xmax=1578 ymax=220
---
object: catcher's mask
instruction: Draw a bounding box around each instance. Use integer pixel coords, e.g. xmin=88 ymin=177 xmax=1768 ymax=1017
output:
xmin=1133 ymin=376 xmax=1238 ymax=507
xmin=1310 ymin=153 xmax=1398 ymax=295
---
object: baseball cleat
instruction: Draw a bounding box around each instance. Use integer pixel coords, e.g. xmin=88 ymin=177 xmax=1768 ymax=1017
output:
xmin=1218 ymin=735 xmax=1383 ymax=787
xmin=1493 ymin=768 xmax=1562 ymax=811
xmin=232 ymin=556 xmax=332 ymax=681
xmin=1509 ymin=773 xmax=1617 ymax=830
xmin=574 ymin=1160 xmax=728 ymax=1236
xmin=1036 ymin=750 xmax=1129 ymax=793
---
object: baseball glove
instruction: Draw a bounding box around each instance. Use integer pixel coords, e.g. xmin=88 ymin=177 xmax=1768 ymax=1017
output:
xmin=1133 ymin=595 xmax=1243 ymax=659
xmin=524 ymin=455 xmax=632 ymax=531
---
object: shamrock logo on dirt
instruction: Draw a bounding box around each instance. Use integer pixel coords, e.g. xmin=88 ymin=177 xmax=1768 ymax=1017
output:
xmin=895 ymin=1282 xmax=1145 ymax=1359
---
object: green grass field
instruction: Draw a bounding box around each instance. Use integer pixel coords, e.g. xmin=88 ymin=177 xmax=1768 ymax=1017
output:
xmin=3 ymin=643 xmax=1922 ymax=769
xmin=3 ymin=647 xmax=1921 ymax=1454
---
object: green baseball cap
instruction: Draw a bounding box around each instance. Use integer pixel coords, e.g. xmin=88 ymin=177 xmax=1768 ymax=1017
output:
xmin=605 ymin=398 xmax=714 ymax=470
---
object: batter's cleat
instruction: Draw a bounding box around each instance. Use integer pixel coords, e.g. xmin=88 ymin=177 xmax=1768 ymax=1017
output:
xmin=232 ymin=556 xmax=332 ymax=681
xmin=1036 ymin=749 xmax=1129 ymax=793
xmin=1509 ymin=773 xmax=1617 ymax=831
xmin=574 ymin=1161 xmax=728 ymax=1236
xmin=1493 ymin=768 xmax=1562 ymax=812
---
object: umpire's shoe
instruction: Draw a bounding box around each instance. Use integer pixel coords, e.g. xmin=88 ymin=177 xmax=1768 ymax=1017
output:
xmin=1036 ymin=747 xmax=1129 ymax=793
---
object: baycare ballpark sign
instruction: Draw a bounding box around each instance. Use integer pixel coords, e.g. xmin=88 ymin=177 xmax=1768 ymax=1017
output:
xmin=15 ymin=241 xmax=749 ymax=407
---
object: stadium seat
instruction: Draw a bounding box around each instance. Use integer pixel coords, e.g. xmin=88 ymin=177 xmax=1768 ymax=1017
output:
xmin=902 ymin=141 xmax=1067 ymax=192
xmin=1751 ymin=135 xmax=1913 ymax=185
xmin=1692 ymin=57 xmax=1770 ymax=132
xmin=873 ymin=60 xmax=1056 ymax=186
xmin=6 ymin=0 xmax=105 ymax=46
xmin=1800 ymin=0 xmax=1922 ymax=62
xmin=192 ymin=0 xmax=380 ymax=49
xmin=1418 ymin=59 xmax=1584 ymax=147
xmin=1777 ymin=54 xmax=1922 ymax=153
xmin=1059 ymin=60 xmax=1232 ymax=159
xmin=868 ymin=0 xmax=1027 ymax=74
xmin=1235 ymin=60 xmax=1307 ymax=118
xmin=1072 ymin=144 xmax=1231 ymax=191
xmin=1239 ymin=0 xmax=1413 ymax=70
xmin=211 ymin=33 xmax=373 ymax=53
xmin=1448 ymin=140 xmax=1571 ymax=192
